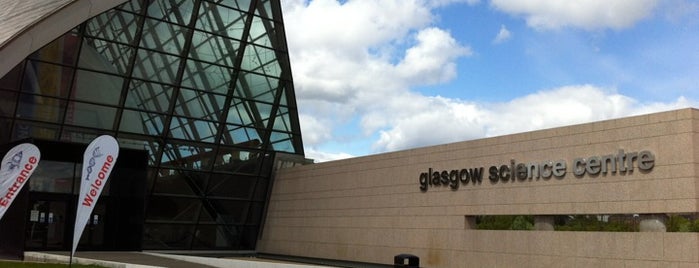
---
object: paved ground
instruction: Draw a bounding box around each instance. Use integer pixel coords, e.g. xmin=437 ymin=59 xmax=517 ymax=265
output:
xmin=33 ymin=251 xmax=218 ymax=268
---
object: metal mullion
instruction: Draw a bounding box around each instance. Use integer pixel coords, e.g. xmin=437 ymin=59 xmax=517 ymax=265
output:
xmin=114 ymin=6 xmax=149 ymax=134
xmin=139 ymin=18 xmax=181 ymax=82
xmin=56 ymin=24 xmax=88 ymax=138
xmin=268 ymin=0 xmax=302 ymax=153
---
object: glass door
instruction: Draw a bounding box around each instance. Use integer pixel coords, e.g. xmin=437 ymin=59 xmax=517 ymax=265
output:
xmin=25 ymin=197 xmax=69 ymax=250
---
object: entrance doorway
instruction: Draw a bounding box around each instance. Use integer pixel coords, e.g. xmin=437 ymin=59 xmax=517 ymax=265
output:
xmin=24 ymin=193 xmax=109 ymax=251
xmin=25 ymin=195 xmax=71 ymax=250
xmin=0 ymin=139 xmax=147 ymax=255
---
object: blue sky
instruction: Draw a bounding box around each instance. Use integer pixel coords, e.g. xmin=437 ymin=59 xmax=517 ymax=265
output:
xmin=280 ymin=0 xmax=699 ymax=162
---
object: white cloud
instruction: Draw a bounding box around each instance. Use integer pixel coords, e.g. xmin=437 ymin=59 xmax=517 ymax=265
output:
xmin=304 ymin=148 xmax=355 ymax=163
xmin=489 ymin=0 xmax=660 ymax=30
xmin=371 ymin=85 xmax=697 ymax=152
xmin=493 ymin=24 xmax=512 ymax=44
xmin=283 ymin=0 xmax=472 ymax=150
xmin=396 ymin=28 xmax=472 ymax=85
xmin=282 ymin=1 xmax=697 ymax=163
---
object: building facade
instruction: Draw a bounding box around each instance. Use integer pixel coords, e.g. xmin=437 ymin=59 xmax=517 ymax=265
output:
xmin=258 ymin=108 xmax=699 ymax=267
xmin=0 ymin=0 xmax=304 ymax=255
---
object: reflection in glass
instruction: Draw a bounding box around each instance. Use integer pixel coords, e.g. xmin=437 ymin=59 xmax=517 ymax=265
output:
xmin=0 ymin=0 xmax=304 ymax=251
xmin=29 ymin=161 xmax=75 ymax=194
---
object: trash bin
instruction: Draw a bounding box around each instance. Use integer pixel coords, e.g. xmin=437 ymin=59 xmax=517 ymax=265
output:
xmin=394 ymin=253 xmax=419 ymax=268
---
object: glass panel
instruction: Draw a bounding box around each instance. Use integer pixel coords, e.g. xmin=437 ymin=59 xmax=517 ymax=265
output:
xmin=160 ymin=142 xmax=214 ymax=170
xmin=252 ymin=178 xmax=268 ymax=201
xmin=237 ymin=71 xmax=277 ymax=102
xmin=271 ymin=137 xmax=295 ymax=153
xmin=0 ymin=90 xmax=18 ymax=117
xmin=146 ymin=196 xmax=201 ymax=222
xmin=206 ymin=173 xmax=254 ymax=199
xmin=132 ymin=49 xmax=181 ymax=84
xmin=255 ymin=0 xmax=273 ymax=19
xmin=174 ymin=88 xmax=225 ymax=121
xmin=146 ymin=0 xmax=195 ymax=26
xmin=12 ymin=120 xmax=60 ymax=140
xmin=206 ymin=199 xmax=248 ymax=224
xmin=215 ymin=0 xmax=252 ymax=11
xmin=272 ymin=106 xmax=291 ymax=131
xmin=140 ymin=19 xmax=188 ymax=55
xmin=222 ymin=125 xmax=264 ymax=146
xmin=117 ymin=0 xmax=143 ymax=14
xmin=73 ymin=70 xmax=123 ymax=105
xmin=191 ymin=224 xmax=236 ymax=249
xmin=189 ymin=30 xmax=239 ymax=67
xmin=240 ymin=44 xmax=280 ymax=76
xmin=124 ymin=79 xmax=173 ymax=112
xmin=226 ymin=156 xmax=261 ymax=175
xmin=66 ymin=102 xmax=116 ymax=129
xmin=85 ymin=9 xmax=138 ymax=44
xmin=197 ymin=2 xmax=247 ymax=40
xmin=21 ymin=61 xmax=74 ymax=98
xmin=29 ymin=161 xmax=75 ymax=193
xmin=212 ymin=147 xmax=261 ymax=171
xmin=119 ymin=109 xmax=166 ymax=136
xmin=59 ymin=127 xmax=101 ymax=144
xmin=143 ymin=223 xmax=195 ymax=249
xmin=246 ymin=202 xmax=265 ymax=224
xmin=248 ymin=16 xmax=273 ymax=47
xmin=16 ymin=94 xmax=66 ymax=123
xmin=0 ymin=61 xmax=24 ymax=91
xmin=79 ymin=39 xmax=134 ymax=75
xmin=225 ymin=99 xmax=256 ymax=125
xmin=0 ymin=118 xmax=11 ymax=143
xmin=222 ymin=125 xmax=265 ymax=146
xmin=168 ymin=116 xmax=218 ymax=143
xmin=254 ymin=102 xmax=273 ymax=122
xmin=153 ymin=169 xmax=209 ymax=195
xmin=181 ymin=59 xmax=232 ymax=94
xmin=28 ymin=32 xmax=81 ymax=65
xmin=116 ymin=135 xmax=161 ymax=166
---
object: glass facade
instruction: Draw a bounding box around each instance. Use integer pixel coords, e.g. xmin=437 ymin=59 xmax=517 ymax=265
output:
xmin=0 ymin=0 xmax=303 ymax=250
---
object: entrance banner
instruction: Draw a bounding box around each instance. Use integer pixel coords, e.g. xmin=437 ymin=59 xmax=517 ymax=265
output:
xmin=71 ymin=135 xmax=119 ymax=258
xmin=0 ymin=143 xmax=41 ymax=221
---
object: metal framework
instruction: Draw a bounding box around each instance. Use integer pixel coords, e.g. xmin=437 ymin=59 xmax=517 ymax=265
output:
xmin=0 ymin=0 xmax=303 ymax=250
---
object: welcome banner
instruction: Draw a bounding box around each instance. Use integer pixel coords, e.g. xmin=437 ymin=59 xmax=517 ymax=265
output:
xmin=0 ymin=143 xmax=41 ymax=221
xmin=71 ymin=135 xmax=119 ymax=258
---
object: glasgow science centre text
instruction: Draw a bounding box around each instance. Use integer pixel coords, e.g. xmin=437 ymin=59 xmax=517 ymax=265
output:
xmin=419 ymin=149 xmax=655 ymax=191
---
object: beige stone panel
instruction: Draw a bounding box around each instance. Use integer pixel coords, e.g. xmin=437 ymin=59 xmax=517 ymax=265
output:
xmin=529 ymin=255 xmax=560 ymax=268
xmin=663 ymin=233 xmax=699 ymax=262
xmin=620 ymin=200 xmax=650 ymax=214
xmin=669 ymin=262 xmax=699 ymax=268
xmin=403 ymin=228 xmax=430 ymax=248
xmin=598 ymin=259 xmax=627 ymax=268
xmin=623 ymin=260 xmax=662 ymax=268
xmin=527 ymin=232 xmax=559 ymax=255
xmin=550 ymin=256 xmax=577 ymax=267
xmin=573 ymin=257 xmax=602 ymax=267
xmin=495 ymin=253 xmax=531 ymax=267
xmin=665 ymin=199 xmax=697 ymax=213
xmin=465 ymin=252 xmax=498 ymax=267
xmin=631 ymin=232 xmax=665 ymax=260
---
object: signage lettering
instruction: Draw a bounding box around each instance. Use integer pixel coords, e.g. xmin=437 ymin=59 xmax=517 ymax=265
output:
xmin=81 ymin=155 xmax=114 ymax=207
xmin=0 ymin=156 xmax=37 ymax=206
xmin=419 ymin=149 xmax=655 ymax=191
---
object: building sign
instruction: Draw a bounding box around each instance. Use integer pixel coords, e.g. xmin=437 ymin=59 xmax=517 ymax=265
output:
xmin=0 ymin=143 xmax=41 ymax=221
xmin=72 ymin=135 xmax=119 ymax=259
xmin=419 ymin=149 xmax=655 ymax=191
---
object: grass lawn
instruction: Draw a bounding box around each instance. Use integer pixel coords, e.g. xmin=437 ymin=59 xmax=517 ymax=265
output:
xmin=0 ymin=260 xmax=105 ymax=268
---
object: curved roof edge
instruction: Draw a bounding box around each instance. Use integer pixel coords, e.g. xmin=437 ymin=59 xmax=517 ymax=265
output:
xmin=0 ymin=0 xmax=126 ymax=78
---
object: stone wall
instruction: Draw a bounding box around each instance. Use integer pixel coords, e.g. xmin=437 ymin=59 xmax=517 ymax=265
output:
xmin=257 ymin=108 xmax=699 ymax=267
